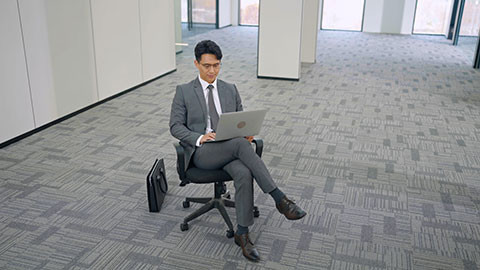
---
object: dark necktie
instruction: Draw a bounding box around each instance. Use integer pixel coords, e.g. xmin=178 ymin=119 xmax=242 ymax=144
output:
xmin=207 ymin=85 xmax=219 ymax=131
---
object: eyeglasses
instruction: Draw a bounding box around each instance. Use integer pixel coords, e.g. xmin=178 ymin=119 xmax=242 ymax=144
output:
xmin=200 ymin=62 xmax=221 ymax=70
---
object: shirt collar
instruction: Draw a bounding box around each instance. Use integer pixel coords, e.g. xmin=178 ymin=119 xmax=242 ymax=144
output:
xmin=198 ymin=74 xmax=217 ymax=91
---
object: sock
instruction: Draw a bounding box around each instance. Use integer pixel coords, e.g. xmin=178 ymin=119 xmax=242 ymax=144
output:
xmin=270 ymin=188 xmax=285 ymax=204
xmin=237 ymin=224 xmax=249 ymax=235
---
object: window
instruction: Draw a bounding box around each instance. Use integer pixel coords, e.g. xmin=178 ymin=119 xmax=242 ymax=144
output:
xmin=181 ymin=0 xmax=216 ymax=24
xmin=321 ymin=0 xmax=365 ymax=31
xmin=240 ymin=0 xmax=259 ymax=26
xmin=181 ymin=0 xmax=187 ymax=22
xmin=413 ymin=0 xmax=452 ymax=34
xmin=193 ymin=0 xmax=216 ymax=24
xmin=460 ymin=0 xmax=480 ymax=36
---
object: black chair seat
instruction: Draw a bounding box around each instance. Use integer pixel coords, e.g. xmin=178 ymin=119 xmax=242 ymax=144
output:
xmin=185 ymin=168 xmax=232 ymax=183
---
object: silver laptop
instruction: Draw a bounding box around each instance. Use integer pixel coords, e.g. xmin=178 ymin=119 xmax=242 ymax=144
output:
xmin=210 ymin=109 xmax=267 ymax=141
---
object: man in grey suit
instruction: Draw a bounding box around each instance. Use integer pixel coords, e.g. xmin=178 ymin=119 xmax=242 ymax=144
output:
xmin=170 ymin=40 xmax=306 ymax=262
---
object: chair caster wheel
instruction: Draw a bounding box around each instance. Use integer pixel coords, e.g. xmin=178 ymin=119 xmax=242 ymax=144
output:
xmin=183 ymin=201 xmax=190 ymax=208
xmin=226 ymin=229 xmax=234 ymax=238
xmin=253 ymin=206 xmax=260 ymax=218
xmin=180 ymin=223 xmax=189 ymax=231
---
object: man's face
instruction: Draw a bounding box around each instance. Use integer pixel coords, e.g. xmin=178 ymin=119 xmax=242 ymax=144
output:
xmin=194 ymin=54 xmax=221 ymax=84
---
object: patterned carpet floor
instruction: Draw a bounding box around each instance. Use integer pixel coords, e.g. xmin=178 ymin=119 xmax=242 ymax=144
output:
xmin=1 ymin=26 xmax=480 ymax=270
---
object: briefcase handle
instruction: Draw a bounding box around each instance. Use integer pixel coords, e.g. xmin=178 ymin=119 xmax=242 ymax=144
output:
xmin=148 ymin=159 xmax=168 ymax=194
xmin=156 ymin=171 xmax=168 ymax=193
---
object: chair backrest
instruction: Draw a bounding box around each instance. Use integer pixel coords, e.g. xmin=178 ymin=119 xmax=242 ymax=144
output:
xmin=173 ymin=142 xmax=188 ymax=186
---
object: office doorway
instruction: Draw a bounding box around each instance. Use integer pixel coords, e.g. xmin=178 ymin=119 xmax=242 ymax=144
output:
xmin=321 ymin=0 xmax=366 ymax=31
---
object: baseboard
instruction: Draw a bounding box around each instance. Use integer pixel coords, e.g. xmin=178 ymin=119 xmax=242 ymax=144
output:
xmin=218 ymin=24 xmax=232 ymax=29
xmin=0 ymin=69 xmax=176 ymax=149
xmin=257 ymin=75 xmax=299 ymax=81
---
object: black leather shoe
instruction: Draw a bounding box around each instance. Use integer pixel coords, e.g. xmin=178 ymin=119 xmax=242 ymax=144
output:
xmin=276 ymin=196 xmax=306 ymax=220
xmin=234 ymin=233 xmax=260 ymax=262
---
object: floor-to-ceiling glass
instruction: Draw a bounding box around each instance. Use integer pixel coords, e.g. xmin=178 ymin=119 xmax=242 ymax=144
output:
xmin=192 ymin=0 xmax=216 ymax=24
xmin=413 ymin=0 xmax=452 ymax=34
xmin=321 ymin=0 xmax=365 ymax=31
xmin=181 ymin=0 xmax=188 ymax=22
xmin=181 ymin=0 xmax=216 ymax=39
xmin=460 ymin=0 xmax=480 ymax=36
xmin=457 ymin=0 xmax=480 ymax=62
xmin=240 ymin=0 xmax=259 ymax=26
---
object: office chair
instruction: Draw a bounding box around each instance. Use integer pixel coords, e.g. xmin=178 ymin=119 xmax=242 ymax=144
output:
xmin=173 ymin=139 xmax=262 ymax=238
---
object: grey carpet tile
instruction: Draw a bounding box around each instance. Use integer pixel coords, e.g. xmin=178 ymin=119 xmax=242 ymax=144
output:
xmin=1 ymin=26 xmax=480 ymax=269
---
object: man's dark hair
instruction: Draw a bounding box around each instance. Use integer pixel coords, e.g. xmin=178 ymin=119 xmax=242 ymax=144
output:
xmin=194 ymin=40 xmax=223 ymax=62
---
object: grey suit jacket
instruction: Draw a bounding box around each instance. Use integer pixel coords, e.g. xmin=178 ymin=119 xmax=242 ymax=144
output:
xmin=169 ymin=77 xmax=243 ymax=169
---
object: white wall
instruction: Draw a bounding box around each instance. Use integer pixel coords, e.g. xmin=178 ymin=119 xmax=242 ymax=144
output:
xmin=140 ymin=0 xmax=176 ymax=81
xmin=301 ymin=0 xmax=320 ymax=63
xmin=219 ymin=0 xmax=232 ymax=28
xmin=91 ymin=0 xmax=143 ymax=100
xmin=44 ymin=0 xmax=98 ymax=121
xmin=1 ymin=0 xmax=176 ymax=145
xmin=18 ymin=0 xmax=57 ymax=127
xmin=363 ymin=0 xmax=416 ymax=34
xmin=258 ymin=0 xmax=303 ymax=80
xmin=0 ymin=0 xmax=35 ymax=143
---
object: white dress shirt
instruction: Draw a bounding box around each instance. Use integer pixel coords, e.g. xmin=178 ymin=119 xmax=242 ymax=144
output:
xmin=196 ymin=75 xmax=223 ymax=146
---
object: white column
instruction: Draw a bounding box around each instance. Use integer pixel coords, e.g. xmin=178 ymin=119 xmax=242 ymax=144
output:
xmin=218 ymin=0 xmax=232 ymax=28
xmin=318 ymin=0 xmax=323 ymax=30
xmin=257 ymin=0 xmax=304 ymax=80
xmin=363 ymin=0 xmax=416 ymax=34
xmin=175 ymin=0 xmax=183 ymax=53
xmin=231 ymin=0 xmax=239 ymax=26
xmin=301 ymin=0 xmax=320 ymax=63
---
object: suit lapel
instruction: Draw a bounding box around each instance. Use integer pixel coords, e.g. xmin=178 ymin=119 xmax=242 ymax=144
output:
xmin=217 ymin=80 xmax=227 ymax=113
xmin=193 ymin=78 xmax=208 ymax=124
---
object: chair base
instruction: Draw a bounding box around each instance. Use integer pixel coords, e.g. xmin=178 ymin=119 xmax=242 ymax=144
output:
xmin=181 ymin=195 xmax=236 ymax=238
xmin=180 ymin=182 xmax=259 ymax=238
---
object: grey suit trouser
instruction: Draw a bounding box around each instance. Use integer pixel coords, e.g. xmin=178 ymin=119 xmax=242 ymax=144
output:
xmin=192 ymin=137 xmax=277 ymax=227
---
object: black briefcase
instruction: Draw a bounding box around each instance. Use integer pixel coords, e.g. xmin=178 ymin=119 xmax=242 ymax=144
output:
xmin=146 ymin=158 xmax=168 ymax=212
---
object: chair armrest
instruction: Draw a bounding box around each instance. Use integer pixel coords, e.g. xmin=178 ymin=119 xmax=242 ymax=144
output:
xmin=173 ymin=142 xmax=187 ymax=185
xmin=252 ymin=138 xmax=263 ymax=158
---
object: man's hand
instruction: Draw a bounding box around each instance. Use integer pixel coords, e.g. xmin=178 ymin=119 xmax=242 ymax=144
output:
xmin=245 ymin=136 xmax=254 ymax=143
xmin=200 ymin=132 xmax=216 ymax=144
